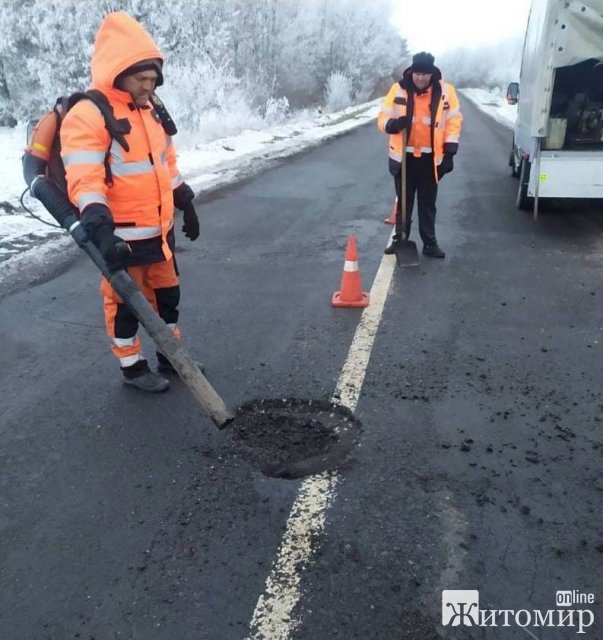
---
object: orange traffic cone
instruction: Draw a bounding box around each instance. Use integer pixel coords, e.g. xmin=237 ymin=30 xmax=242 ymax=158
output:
xmin=384 ymin=198 xmax=397 ymax=224
xmin=331 ymin=235 xmax=369 ymax=308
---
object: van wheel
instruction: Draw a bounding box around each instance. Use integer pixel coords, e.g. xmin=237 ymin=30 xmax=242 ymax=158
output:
xmin=510 ymin=151 xmax=519 ymax=177
xmin=516 ymin=158 xmax=533 ymax=211
xmin=509 ymin=140 xmax=520 ymax=178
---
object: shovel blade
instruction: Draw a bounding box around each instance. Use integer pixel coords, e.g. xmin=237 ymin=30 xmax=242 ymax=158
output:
xmin=394 ymin=240 xmax=420 ymax=267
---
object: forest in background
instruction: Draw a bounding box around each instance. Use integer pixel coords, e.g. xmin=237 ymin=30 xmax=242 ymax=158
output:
xmin=0 ymin=0 xmax=407 ymax=141
xmin=439 ymin=36 xmax=523 ymax=90
xmin=0 ymin=0 xmax=523 ymax=143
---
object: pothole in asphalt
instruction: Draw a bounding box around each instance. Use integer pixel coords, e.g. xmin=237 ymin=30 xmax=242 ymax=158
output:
xmin=230 ymin=398 xmax=362 ymax=479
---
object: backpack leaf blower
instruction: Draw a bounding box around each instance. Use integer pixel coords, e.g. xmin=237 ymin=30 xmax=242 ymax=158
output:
xmin=23 ymin=106 xmax=234 ymax=430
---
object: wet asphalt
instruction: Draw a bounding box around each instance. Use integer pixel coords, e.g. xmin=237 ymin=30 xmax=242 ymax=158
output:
xmin=1 ymin=97 xmax=602 ymax=640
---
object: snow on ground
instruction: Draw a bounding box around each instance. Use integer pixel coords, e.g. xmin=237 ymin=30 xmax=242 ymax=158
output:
xmin=460 ymin=87 xmax=517 ymax=130
xmin=0 ymin=88 xmax=515 ymax=289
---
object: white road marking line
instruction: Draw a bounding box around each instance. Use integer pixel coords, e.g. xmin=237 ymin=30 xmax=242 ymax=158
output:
xmin=245 ymin=472 xmax=337 ymax=639
xmin=437 ymin=494 xmax=469 ymax=593
xmin=333 ymin=256 xmax=396 ymax=410
xmin=246 ymin=254 xmax=397 ymax=639
xmin=521 ymin=627 xmax=541 ymax=640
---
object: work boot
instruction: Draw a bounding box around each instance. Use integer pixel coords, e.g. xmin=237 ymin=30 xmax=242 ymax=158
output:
xmin=122 ymin=359 xmax=169 ymax=393
xmin=384 ymin=234 xmax=401 ymax=255
xmin=157 ymin=352 xmax=205 ymax=375
xmin=422 ymin=244 xmax=446 ymax=259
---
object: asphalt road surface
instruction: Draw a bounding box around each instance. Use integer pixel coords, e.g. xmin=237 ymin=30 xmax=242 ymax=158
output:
xmin=1 ymin=98 xmax=602 ymax=640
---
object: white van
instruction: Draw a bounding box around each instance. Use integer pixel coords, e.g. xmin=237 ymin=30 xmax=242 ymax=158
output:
xmin=507 ymin=0 xmax=603 ymax=213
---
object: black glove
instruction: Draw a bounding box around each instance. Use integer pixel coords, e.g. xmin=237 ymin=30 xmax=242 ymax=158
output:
xmin=173 ymin=182 xmax=195 ymax=211
xmin=437 ymin=153 xmax=454 ymax=179
xmin=181 ymin=201 xmax=200 ymax=241
xmin=80 ymin=203 xmax=130 ymax=273
xmin=95 ymin=225 xmax=131 ymax=272
xmin=385 ymin=116 xmax=408 ymax=134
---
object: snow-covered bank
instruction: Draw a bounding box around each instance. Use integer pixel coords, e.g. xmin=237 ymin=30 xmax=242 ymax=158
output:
xmin=0 ymin=100 xmax=379 ymax=293
xmin=176 ymin=100 xmax=381 ymax=193
xmin=460 ymin=87 xmax=517 ymax=130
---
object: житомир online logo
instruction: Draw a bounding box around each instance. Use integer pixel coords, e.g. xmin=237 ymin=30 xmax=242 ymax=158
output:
xmin=442 ymin=589 xmax=596 ymax=634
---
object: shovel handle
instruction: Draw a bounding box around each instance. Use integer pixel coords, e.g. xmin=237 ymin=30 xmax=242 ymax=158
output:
xmin=400 ymin=130 xmax=407 ymax=240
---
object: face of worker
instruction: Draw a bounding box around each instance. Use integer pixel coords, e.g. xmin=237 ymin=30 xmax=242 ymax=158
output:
xmin=412 ymin=71 xmax=432 ymax=91
xmin=121 ymin=70 xmax=158 ymax=107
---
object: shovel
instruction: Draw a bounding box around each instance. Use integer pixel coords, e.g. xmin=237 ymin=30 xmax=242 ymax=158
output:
xmin=30 ymin=176 xmax=235 ymax=430
xmin=394 ymin=130 xmax=420 ymax=267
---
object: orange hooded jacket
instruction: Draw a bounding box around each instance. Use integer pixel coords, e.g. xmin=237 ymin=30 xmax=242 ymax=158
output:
xmin=60 ymin=12 xmax=183 ymax=263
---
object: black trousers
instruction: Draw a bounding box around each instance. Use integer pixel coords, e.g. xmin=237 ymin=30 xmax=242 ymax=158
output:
xmin=391 ymin=154 xmax=438 ymax=246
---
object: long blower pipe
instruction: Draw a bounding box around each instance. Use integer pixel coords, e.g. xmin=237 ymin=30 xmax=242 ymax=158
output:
xmin=29 ymin=175 xmax=234 ymax=429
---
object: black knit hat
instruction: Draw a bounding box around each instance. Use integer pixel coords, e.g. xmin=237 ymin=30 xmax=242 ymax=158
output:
xmin=411 ymin=51 xmax=436 ymax=74
xmin=114 ymin=58 xmax=164 ymax=87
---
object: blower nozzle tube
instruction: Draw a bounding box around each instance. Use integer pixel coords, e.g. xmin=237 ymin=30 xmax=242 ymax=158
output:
xmin=28 ymin=175 xmax=234 ymax=429
xmin=29 ymin=175 xmax=110 ymax=277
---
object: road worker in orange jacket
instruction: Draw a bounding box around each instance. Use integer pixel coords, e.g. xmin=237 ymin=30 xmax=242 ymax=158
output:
xmin=61 ymin=12 xmax=200 ymax=392
xmin=378 ymin=52 xmax=462 ymax=258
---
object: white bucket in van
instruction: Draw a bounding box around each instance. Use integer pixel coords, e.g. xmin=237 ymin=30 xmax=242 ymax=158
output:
xmin=543 ymin=118 xmax=567 ymax=150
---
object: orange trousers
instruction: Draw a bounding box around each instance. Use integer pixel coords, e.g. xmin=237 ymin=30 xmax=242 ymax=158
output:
xmin=100 ymin=260 xmax=180 ymax=367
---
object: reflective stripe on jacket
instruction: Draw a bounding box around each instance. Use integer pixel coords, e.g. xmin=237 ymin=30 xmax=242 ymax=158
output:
xmin=60 ymin=12 xmax=181 ymax=262
xmin=377 ymin=65 xmax=462 ymax=183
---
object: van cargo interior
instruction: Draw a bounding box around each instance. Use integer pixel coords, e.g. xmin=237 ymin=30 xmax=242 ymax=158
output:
xmin=549 ymin=58 xmax=603 ymax=149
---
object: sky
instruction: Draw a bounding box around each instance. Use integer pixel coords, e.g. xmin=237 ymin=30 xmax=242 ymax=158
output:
xmin=392 ymin=0 xmax=532 ymax=56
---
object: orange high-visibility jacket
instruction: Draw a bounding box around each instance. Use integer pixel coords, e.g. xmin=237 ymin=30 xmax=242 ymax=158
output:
xmin=377 ymin=65 xmax=462 ymax=183
xmin=60 ymin=12 xmax=183 ymax=262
